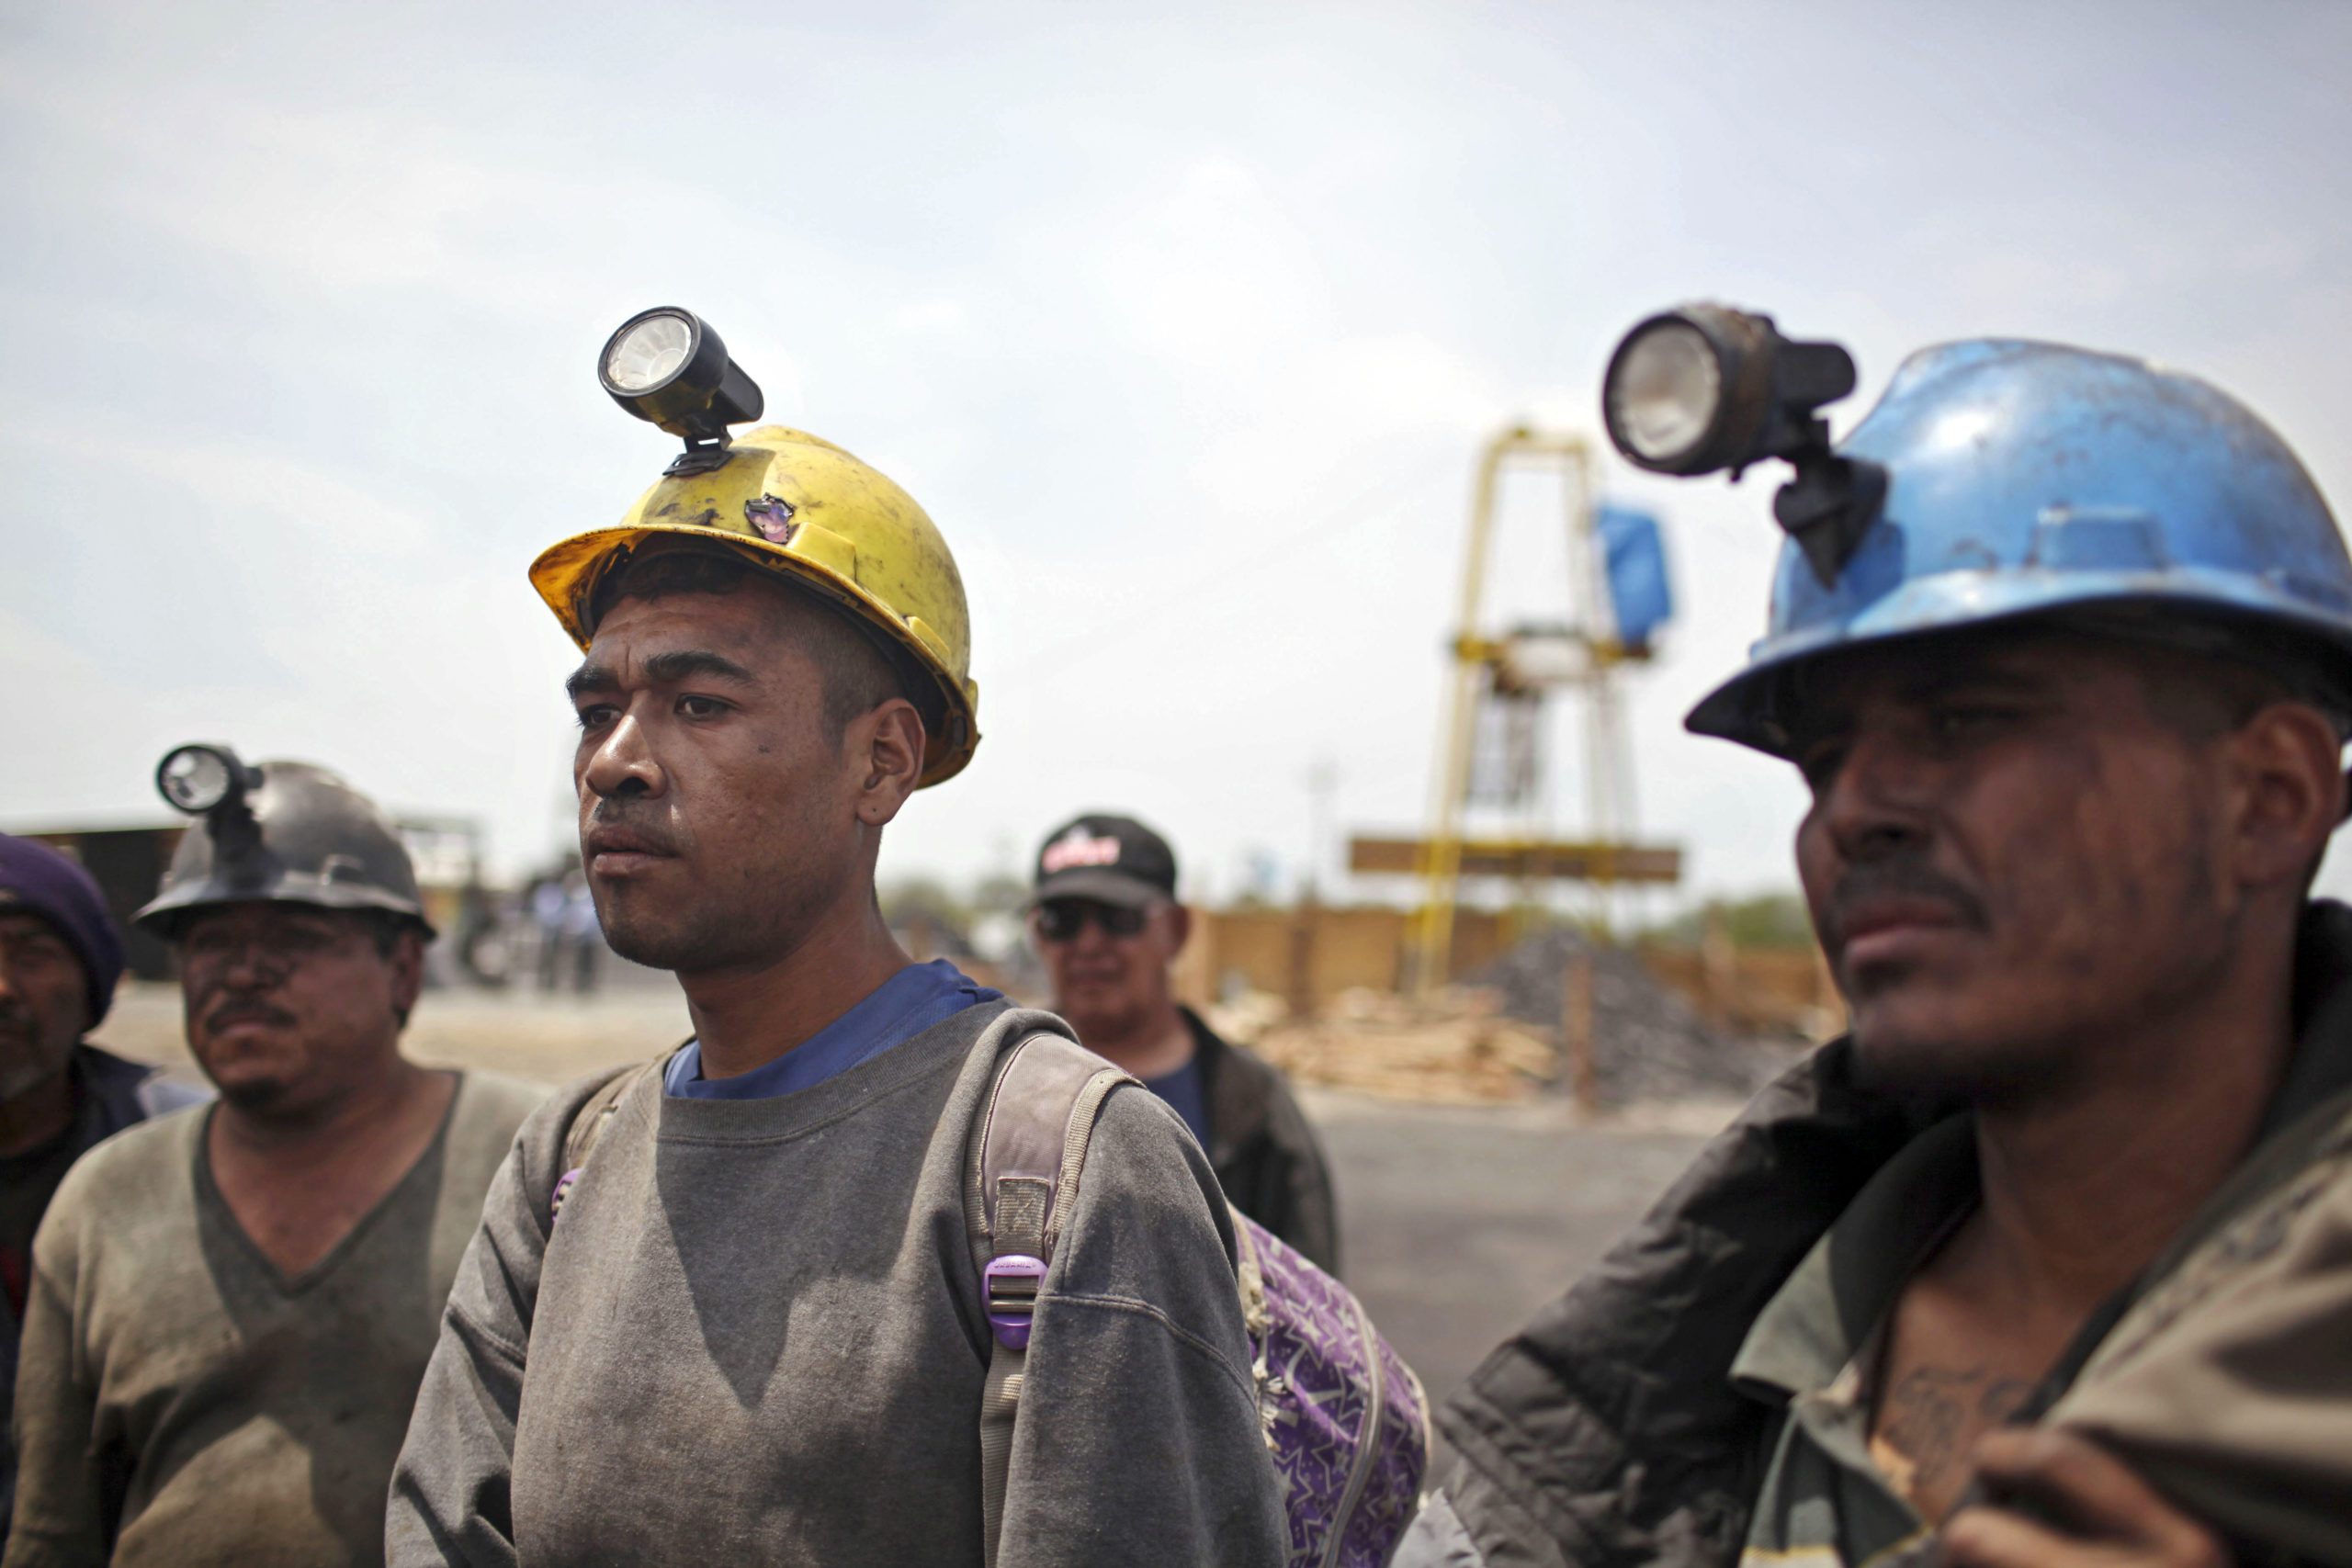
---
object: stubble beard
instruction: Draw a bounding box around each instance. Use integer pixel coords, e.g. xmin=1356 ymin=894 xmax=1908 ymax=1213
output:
xmin=213 ymin=1075 xmax=290 ymax=1112
xmin=599 ymin=896 xmax=746 ymax=974
xmin=595 ymin=859 xmax=843 ymax=976
xmin=1849 ymin=1019 xmax=2067 ymax=1109
xmin=0 ymin=1007 xmax=77 ymax=1105
xmin=1842 ymin=959 xmax=2126 ymax=1111
xmin=0 ymin=1047 xmax=66 ymax=1107
xmin=1057 ymin=983 xmax=1153 ymax=1047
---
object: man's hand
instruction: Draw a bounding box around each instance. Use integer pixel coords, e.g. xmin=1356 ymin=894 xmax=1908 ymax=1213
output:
xmin=1941 ymin=1429 xmax=2232 ymax=1568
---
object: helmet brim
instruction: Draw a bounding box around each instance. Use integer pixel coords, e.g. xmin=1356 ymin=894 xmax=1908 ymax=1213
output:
xmin=530 ymin=522 xmax=981 ymax=789
xmin=1689 ymin=570 xmax=2352 ymax=757
xmin=134 ymin=879 xmax=436 ymax=942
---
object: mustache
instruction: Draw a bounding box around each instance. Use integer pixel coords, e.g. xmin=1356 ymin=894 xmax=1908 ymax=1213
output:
xmin=198 ymin=991 xmax=300 ymax=1033
xmin=582 ymin=800 xmax=682 ymax=855
xmin=1822 ymin=860 xmax=1993 ymax=945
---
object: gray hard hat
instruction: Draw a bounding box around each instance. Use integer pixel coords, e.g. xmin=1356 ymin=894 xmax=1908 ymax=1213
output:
xmin=134 ymin=758 xmax=434 ymax=939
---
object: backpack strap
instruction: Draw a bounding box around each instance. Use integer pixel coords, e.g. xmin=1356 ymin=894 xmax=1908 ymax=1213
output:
xmin=967 ymin=1032 xmax=1135 ymax=1568
xmin=549 ymin=1050 xmax=676 ymax=1224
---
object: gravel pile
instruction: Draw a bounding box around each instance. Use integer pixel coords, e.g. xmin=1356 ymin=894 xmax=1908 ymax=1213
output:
xmin=1473 ymin=925 xmax=1801 ymax=1106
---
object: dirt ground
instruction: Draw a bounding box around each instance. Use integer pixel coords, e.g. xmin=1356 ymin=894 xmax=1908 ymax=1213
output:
xmin=93 ymin=977 xmax=1723 ymax=1443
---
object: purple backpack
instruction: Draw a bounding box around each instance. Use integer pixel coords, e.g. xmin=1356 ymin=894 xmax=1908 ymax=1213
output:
xmin=970 ymin=1031 xmax=1430 ymax=1568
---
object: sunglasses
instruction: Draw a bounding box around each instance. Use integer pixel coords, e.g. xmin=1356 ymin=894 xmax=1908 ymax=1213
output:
xmin=1034 ymin=899 xmax=1153 ymax=942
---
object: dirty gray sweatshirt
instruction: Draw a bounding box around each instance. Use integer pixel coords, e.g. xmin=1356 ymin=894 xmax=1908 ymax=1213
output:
xmin=387 ymin=1002 xmax=1285 ymax=1567
xmin=8 ymin=1071 xmax=547 ymax=1568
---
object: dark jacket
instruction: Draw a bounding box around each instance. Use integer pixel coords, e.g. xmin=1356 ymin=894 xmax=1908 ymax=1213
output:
xmin=73 ymin=1044 xmax=209 ymax=1136
xmin=1414 ymin=902 xmax=2352 ymax=1568
xmin=1188 ymin=1007 xmax=1343 ymax=1277
xmin=0 ymin=1045 xmax=206 ymax=1543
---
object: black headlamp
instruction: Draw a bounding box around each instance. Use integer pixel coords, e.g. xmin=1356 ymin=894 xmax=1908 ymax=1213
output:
xmin=1601 ymin=304 xmax=1885 ymax=585
xmin=156 ymin=743 xmax=266 ymax=863
xmin=598 ymin=308 xmax=765 ymax=477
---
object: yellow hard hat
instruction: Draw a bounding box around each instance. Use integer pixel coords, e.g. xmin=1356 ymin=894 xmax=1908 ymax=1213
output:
xmin=529 ymin=424 xmax=980 ymax=787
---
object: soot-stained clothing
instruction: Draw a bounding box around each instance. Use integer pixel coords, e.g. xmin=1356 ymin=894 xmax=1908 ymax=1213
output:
xmin=1399 ymin=899 xmax=2352 ymax=1568
xmin=387 ymin=1001 xmax=1286 ymax=1568
xmin=5 ymin=1071 xmax=547 ymax=1568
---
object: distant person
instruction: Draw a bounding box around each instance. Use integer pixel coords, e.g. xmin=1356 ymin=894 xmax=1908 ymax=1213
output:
xmin=562 ymin=873 xmax=601 ymax=994
xmin=6 ymin=758 xmax=544 ymax=1568
xmin=529 ymin=875 xmax=567 ymax=991
xmin=0 ymin=837 xmax=204 ymax=1546
xmin=1031 ymin=814 xmax=1340 ymax=1273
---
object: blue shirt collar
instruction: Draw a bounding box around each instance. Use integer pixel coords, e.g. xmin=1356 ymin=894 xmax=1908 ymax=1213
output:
xmin=663 ymin=959 xmax=1003 ymax=1100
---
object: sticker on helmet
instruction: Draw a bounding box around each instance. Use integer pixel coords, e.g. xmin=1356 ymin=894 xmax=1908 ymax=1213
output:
xmin=746 ymin=495 xmax=798 ymax=545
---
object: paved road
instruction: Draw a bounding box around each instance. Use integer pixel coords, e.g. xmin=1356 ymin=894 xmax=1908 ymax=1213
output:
xmin=1303 ymin=1089 xmax=1712 ymax=1433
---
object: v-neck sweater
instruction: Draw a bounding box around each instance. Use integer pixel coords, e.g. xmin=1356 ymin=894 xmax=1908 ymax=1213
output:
xmin=6 ymin=1071 xmax=548 ymax=1568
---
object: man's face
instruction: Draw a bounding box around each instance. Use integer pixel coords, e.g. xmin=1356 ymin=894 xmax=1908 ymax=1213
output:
xmin=0 ymin=913 xmax=87 ymax=1104
xmin=179 ymin=902 xmax=421 ymax=1114
xmin=568 ymin=585 xmax=880 ymax=974
xmin=1034 ymin=897 xmax=1184 ymax=1036
xmin=1792 ymin=631 xmax=2248 ymax=1102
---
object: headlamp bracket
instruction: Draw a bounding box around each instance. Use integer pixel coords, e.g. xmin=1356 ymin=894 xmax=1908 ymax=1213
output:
xmin=599 ymin=307 xmax=764 ymax=477
xmin=1774 ymin=451 xmax=1890 ymax=587
xmin=1603 ymin=304 xmax=1887 ymax=584
xmin=663 ymin=438 xmax=736 ymax=478
xmin=155 ymin=743 xmax=267 ymax=866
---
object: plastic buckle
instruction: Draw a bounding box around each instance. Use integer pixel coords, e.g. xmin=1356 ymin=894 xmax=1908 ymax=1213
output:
xmin=984 ymin=1254 xmax=1046 ymax=1349
xmin=550 ymin=1168 xmax=583 ymax=1224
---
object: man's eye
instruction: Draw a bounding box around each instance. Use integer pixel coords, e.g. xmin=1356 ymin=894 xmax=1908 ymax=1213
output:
xmin=1799 ymin=743 xmax=1849 ymax=792
xmin=1931 ymin=705 xmax=2013 ymax=737
xmin=575 ymin=704 xmax=619 ymax=732
xmin=677 ymin=695 xmax=729 ymax=719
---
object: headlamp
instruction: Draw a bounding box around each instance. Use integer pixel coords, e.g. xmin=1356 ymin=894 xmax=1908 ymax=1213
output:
xmin=1601 ymin=303 xmax=1885 ymax=585
xmin=598 ymin=307 xmax=765 ymax=476
xmin=157 ymin=744 xmax=258 ymax=816
xmin=156 ymin=743 xmax=266 ymax=862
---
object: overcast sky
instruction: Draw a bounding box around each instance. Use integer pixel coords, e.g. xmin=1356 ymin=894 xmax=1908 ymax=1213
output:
xmin=6 ymin=0 xmax=2351 ymax=912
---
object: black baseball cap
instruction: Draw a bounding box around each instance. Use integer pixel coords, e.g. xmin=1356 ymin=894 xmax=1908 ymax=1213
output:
xmin=1031 ymin=815 xmax=1177 ymax=908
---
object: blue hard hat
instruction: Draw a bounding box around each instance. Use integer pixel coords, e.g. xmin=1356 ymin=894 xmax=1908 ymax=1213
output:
xmin=1687 ymin=339 xmax=2352 ymax=754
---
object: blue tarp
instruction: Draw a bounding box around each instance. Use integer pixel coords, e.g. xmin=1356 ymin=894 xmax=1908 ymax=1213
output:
xmin=1595 ymin=504 xmax=1674 ymax=650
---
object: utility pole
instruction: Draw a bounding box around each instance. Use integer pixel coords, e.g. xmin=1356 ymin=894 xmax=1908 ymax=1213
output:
xmin=1292 ymin=756 xmax=1338 ymax=1021
xmin=1305 ymin=756 xmax=1338 ymax=900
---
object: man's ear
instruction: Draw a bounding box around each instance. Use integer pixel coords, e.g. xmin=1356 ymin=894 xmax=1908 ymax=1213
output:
xmin=1166 ymin=902 xmax=1193 ymax=955
xmin=390 ymin=929 xmax=428 ymax=1030
xmin=2226 ymin=702 xmax=2346 ymax=889
xmin=852 ymin=698 xmax=926 ymax=828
